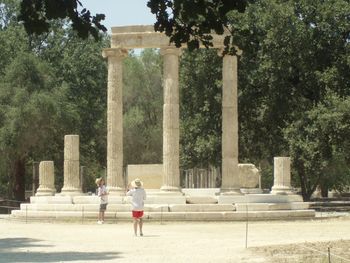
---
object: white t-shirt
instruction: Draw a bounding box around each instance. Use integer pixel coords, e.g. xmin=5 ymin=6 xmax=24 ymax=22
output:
xmin=98 ymin=185 xmax=108 ymax=204
xmin=126 ymin=188 xmax=146 ymax=211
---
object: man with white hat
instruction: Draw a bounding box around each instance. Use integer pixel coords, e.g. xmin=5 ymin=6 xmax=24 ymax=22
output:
xmin=126 ymin=178 xmax=147 ymax=236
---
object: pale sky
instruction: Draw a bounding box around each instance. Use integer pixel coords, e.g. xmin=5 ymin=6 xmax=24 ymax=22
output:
xmin=82 ymin=0 xmax=156 ymax=31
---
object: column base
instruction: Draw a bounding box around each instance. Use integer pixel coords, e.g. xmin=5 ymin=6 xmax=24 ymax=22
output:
xmin=35 ymin=187 xmax=56 ymax=196
xmin=220 ymin=188 xmax=242 ymax=195
xmin=240 ymin=188 xmax=263 ymax=194
xmin=60 ymin=187 xmax=82 ymax=196
xmin=270 ymin=186 xmax=294 ymax=195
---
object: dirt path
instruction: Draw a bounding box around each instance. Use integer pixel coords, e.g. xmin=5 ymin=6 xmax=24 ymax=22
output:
xmin=0 ymin=217 xmax=350 ymax=262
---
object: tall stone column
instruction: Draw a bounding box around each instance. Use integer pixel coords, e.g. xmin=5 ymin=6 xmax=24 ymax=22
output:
xmin=61 ymin=135 xmax=82 ymax=195
xmin=160 ymin=48 xmax=181 ymax=192
xmin=221 ymin=54 xmax=241 ymax=195
xmin=271 ymin=157 xmax=293 ymax=194
xmin=35 ymin=161 xmax=55 ymax=196
xmin=102 ymin=48 xmax=128 ymax=195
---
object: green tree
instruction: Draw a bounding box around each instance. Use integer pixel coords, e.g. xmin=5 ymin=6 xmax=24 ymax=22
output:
xmin=147 ymin=0 xmax=247 ymax=52
xmin=0 ymin=53 xmax=79 ymax=200
xmin=0 ymin=0 xmax=109 ymax=197
xmin=16 ymin=0 xmax=247 ymax=53
xmin=18 ymin=0 xmax=106 ymax=40
xmin=226 ymin=0 xmax=350 ymax=189
xmin=284 ymin=92 xmax=350 ymax=200
xmin=123 ymin=49 xmax=163 ymax=165
xmin=179 ymin=49 xmax=222 ymax=168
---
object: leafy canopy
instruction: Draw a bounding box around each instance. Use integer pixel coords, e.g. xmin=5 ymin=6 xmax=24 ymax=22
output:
xmin=18 ymin=0 xmax=107 ymax=40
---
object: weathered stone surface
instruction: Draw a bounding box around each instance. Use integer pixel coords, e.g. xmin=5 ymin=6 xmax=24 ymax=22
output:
xmin=111 ymin=25 xmax=227 ymax=49
xmin=271 ymin=157 xmax=293 ymax=194
xmin=221 ymin=54 xmax=240 ymax=194
xmin=182 ymin=188 xmax=220 ymax=196
xmin=185 ymin=196 xmax=218 ymax=204
xmin=169 ymin=204 xmax=234 ymax=212
xmin=161 ymin=48 xmax=181 ymax=192
xmin=30 ymin=196 xmax=72 ymax=204
xmin=218 ymin=194 xmax=303 ymax=204
xmin=36 ymin=161 xmax=55 ymax=196
xmin=127 ymin=164 xmax=163 ymax=189
xmin=61 ymin=135 xmax=81 ymax=195
xmin=103 ymin=48 xmax=128 ymax=195
xmin=238 ymin=163 xmax=261 ymax=188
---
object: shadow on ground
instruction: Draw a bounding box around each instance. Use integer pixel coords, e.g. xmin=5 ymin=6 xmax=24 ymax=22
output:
xmin=0 ymin=238 xmax=121 ymax=262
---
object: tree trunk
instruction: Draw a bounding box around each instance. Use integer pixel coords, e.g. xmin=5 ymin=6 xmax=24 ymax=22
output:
xmin=298 ymin=168 xmax=309 ymax=201
xmin=320 ymin=184 xmax=329 ymax=198
xmin=13 ymin=158 xmax=26 ymax=201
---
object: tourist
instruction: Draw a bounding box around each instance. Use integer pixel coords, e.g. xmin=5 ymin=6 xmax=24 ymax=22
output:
xmin=126 ymin=178 xmax=147 ymax=236
xmin=96 ymin=177 xmax=108 ymax=224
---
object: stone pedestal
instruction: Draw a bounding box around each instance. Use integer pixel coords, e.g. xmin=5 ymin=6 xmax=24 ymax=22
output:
xmin=103 ymin=48 xmax=128 ymax=195
xmin=61 ymin=135 xmax=82 ymax=195
xmin=35 ymin=161 xmax=55 ymax=196
xmin=271 ymin=157 xmax=293 ymax=194
xmin=220 ymin=54 xmax=241 ymax=195
xmin=160 ymin=48 xmax=181 ymax=192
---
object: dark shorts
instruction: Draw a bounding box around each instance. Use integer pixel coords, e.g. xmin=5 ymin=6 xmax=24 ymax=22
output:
xmin=132 ymin=210 xmax=144 ymax=218
xmin=100 ymin=203 xmax=107 ymax=212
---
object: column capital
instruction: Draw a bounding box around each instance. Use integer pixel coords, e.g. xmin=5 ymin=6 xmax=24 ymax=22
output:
xmin=102 ymin=48 xmax=128 ymax=59
xmin=160 ymin=47 xmax=182 ymax=57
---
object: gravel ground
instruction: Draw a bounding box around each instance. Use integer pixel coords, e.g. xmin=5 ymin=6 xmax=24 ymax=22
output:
xmin=1 ymin=216 xmax=350 ymax=263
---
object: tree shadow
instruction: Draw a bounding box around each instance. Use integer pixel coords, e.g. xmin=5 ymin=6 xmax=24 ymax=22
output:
xmin=0 ymin=238 xmax=121 ymax=262
xmin=0 ymin=238 xmax=51 ymax=249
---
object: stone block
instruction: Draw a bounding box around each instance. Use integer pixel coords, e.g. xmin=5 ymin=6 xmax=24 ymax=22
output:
xmin=238 ymin=164 xmax=261 ymax=188
xmin=144 ymin=195 xmax=186 ymax=204
xmin=30 ymin=196 xmax=72 ymax=204
xmin=169 ymin=204 xmax=235 ymax=212
xmin=217 ymin=195 xmax=248 ymax=204
xmin=182 ymin=188 xmax=220 ymax=196
xmin=73 ymin=196 xmax=100 ymax=204
xmin=127 ymin=164 xmax=163 ymax=189
xmin=185 ymin=196 xmax=218 ymax=204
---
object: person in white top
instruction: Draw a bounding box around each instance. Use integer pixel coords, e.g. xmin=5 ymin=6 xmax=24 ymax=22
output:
xmin=126 ymin=178 xmax=147 ymax=236
xmin=96 ymin=177 xmax=108 ymax=224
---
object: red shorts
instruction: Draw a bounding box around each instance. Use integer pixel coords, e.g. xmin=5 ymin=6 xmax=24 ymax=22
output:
xmin=132 ymin=210 xmax=144 ymax=218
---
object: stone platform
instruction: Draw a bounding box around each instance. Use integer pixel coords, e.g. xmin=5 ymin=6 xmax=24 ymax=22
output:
xmin=10 ymin=189 xmax=315 ymax=221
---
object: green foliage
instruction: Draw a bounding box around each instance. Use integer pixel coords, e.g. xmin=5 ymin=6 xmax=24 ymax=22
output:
xmin=147 ymin=0 xmax=247 ymax=52
xmin=179 ymin=49 xmax=222 ymax=168
xmin=225 ymin=0 xmax=350 ymax=194
xmin=123 ymin=49 xmax=163 ymax=164
xmin=18 ymin=0 xmax=107 ymax=40
xmin=0 ymin=0 xmax=109 ymax=199
xmin=284 ymin=92 xmax=350 ymax=200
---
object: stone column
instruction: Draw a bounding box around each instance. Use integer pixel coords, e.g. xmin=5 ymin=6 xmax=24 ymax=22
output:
xmin=271 ymin=157 xmax=293 ymax=194
xmin=221 ymin=54 xmax=241 ymax=194
xmin=61 ymin=135 xmax=82 ymax=195
xmin=102 ymin=48 xmax=128 ymax=195
xmin=160 ymin=48 xmax=181 ymax=192
xmin=35 ymin=161 xmax=55 ymax=196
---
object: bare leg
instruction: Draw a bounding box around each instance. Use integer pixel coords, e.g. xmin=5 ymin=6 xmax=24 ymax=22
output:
xmin=139 ymin=218 xmax=143 ymax=236
xmin=133 ymin=218 xmax=138 ymax=236
xmin=101 ymin=211 xmax=105 ymax=222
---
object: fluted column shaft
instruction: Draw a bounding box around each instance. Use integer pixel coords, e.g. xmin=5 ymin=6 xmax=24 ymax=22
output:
xmin=160 ymin=48 xmax=181 ymax=191
xmin=61 ymin=135 xmax=82 ymax=195
xmin=103 ymin=48 xmax=128 ymax=195
xmin=221 ymin=54 xmax=241 ymax=194
xmin=36 ymin=161 xmax=55 ymax=196
xmin=271 ymin=157 xmax=293 ymax=194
